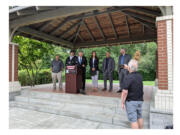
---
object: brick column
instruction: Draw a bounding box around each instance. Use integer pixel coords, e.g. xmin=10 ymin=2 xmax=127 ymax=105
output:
xmin=9 ymin=42 xmax=21 ymax=92
xmin=157 ymin=19 xmax=168 ymax=90
xmin=154 ymin=15 xmax=173 ymax=112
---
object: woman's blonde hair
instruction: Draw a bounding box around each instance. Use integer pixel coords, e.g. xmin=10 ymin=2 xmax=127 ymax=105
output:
xmin=133 ymin=50 xmax=141 ymax=61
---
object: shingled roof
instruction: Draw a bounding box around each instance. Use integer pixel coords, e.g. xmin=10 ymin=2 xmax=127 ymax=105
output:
xmin=9 ymin=6 xmax=162 ymax=49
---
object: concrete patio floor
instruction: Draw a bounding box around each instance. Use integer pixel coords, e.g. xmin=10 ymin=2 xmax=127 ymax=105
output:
xmin=22 ymin=82 xmax=153 ymax=101
xmin=10 ymin=82 xmax=153 ymax=129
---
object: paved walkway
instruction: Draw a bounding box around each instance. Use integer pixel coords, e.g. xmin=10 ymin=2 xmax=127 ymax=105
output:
xmin=9 ymin=107 xmax=127 ymax=129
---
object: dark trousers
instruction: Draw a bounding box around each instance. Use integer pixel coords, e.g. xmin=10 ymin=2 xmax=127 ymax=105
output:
xmin=82 ymin=72 xmax=86 ymax=90
xmin=103 ymin=70 xmax=113 ymax=90
xmin=119 ymin=69 xmax=128 ymax=90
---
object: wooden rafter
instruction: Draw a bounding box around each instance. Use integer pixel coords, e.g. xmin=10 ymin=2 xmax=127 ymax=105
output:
xmin=120 ymin=10 xmax=155 ymax=30
xmin=35 ymin=6 xmax=57 ymax=11
xmin=83 ymin=20 xmax=95 ymax=41
xmin=78 ymin=34 xmax=84 ymax=42
xmin=17 ymin=26 xmax=73 ymax=48
xmin=75 ymin=34 xmax=156 ymax=48
xmin=66 ymin=32 xmax=75 ymax=41
xmin=59 ymin=20 xmax=82 ymax=38
xmin=73 ymin=23 xmax=82 ymax=44
xmin=130 ymin=7 xmax=162 ymax=16
xmin=125 ymin=16 xmax=130 ymax=37
xmin=94 ymin=16 xmax=105 ymax=40
xmin=39 ymin=20 xmax=52 ymax=31
xmin=10 ymin=6 xmax=108 ymax=29
xmin=16 ymin=9 xmax=36 ymax=16
xmin=50 ymin=18 xmax=69 ymax=35
xmin=122 ymin=10 xmax=155 ymax=23
xmin=142 ymin=25 xmax=145 ymax=35
xmin=107 ymin=13 xmax=118 ymax=39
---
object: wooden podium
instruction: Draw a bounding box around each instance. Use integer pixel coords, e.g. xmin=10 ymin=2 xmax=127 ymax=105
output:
xmin=65 ymin=65 xmax=82 ymax=94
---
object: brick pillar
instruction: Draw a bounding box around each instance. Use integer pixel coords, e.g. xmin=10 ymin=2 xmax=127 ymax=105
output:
xmin=156 ymin=50 xmax=158 ymax=79
xmin=157 ymin=19 xmax=168 ymax=90
xmin=154 ymin=15 xmax=173 ymax=112
xmin=9 ymin=42 xmax=21 ymax=92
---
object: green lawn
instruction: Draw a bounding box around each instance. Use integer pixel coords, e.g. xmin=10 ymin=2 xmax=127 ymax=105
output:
xmin=86 ymin=79 xmax=155 ymax=86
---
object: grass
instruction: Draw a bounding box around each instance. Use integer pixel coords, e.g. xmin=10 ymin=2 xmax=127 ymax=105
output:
xmin=86 ymin=79 xmax=155 ymax=86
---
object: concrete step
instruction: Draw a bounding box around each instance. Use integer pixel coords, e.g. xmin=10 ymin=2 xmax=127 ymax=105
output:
xmin=20 ymin=90 xmax=150 ymax=115
xmin=14 ymin=95 xmax=121 ymax=115
xmin=11 ymin=89 xmax=150 ymax=128
xmin=10 ymin=101 xmax=130 ymax=128
xmin=21 ymin=90 xmax=120 ymax=107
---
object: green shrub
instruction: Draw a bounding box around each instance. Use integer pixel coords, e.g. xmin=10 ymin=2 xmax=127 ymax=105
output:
xmin=18 ymin=70 xmax=32 ymax=86
xmin=18 ymin=68 xmax=156 ymax=86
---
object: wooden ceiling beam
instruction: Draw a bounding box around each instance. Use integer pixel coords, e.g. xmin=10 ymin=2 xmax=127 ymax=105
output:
xmin=125 ymin=16 xmax=130 ymax=37
xmin=16 ymin=9 xmax=37 ymax=16
xmin=17 ymin=26 xmax=73 ymax=48
xmin=122 ymin=10 xmax=155 ymax=23
xmin=78 ymin=34 xmax=84 ymax=42
xmin=67 ymin=33 xmax=75 ymax=41
xmin=120 ymin=11 xmax=156 ymax=30
xmin=74 ymin=34 xmax=156 ymax=48
xmin=35 ymin=6 xmax=57 ymax=11
xmin=83 ymin=20 xmax=95 ymax=41
xmin=143 ymin=25 xmax=145 ymax=35
xmin=94 ymin=16 xmax=105 ymax=40
xmin=49 ymin=7 xmax=129 ymax=38
xmin=107 ymin=13 xmax=118 ymax=39
xmin=10 ymin=6 xmax=108 ymax=29
xmin=130 ymin=7 xmax=162 ymax=16
xmin=73 ymin=23 xmax=82 ymax=44
xmin=39 ymin=20 xmax=52 ymax=31
xmin=59 ymin=20 xmax=82 ymax=38
xmin=50 ymin=19 xmax=69 ymax=35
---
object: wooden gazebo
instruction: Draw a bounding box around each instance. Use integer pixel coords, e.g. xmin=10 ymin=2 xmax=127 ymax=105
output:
xmin=9 ymin=6 xmax=162 ymax=49
xmin=9 ymin=6 xmax=174 ymax=113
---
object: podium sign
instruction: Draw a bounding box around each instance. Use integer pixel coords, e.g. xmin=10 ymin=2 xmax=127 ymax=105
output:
xmin=65 ymin=65 xmax=82 ymax=94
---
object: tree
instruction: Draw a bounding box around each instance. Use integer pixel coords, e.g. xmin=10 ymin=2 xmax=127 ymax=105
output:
xmin=14 ymin=35 xmax=157 ymax=86
xmin=13 ymin=36 xmax=54 ymax=86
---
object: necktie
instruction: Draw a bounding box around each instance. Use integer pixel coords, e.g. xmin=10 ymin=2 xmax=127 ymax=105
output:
xmin=121 ymin=55 xmax=124 ymax=64
xmin=79 ymin=57 xmax=82 ymax=64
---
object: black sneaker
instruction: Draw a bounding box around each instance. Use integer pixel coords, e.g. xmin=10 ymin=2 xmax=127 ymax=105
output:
xmin=117 ymin=89 xmax=122 ymax=93
xmin=80 ymin=89 xmax=86 ymax=95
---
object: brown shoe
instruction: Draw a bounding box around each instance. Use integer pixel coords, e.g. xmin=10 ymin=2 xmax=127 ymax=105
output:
xmin=58 ymin=88 xmax=63 ymax=91
xmin=94 ymin=88 xmax=98 ymax=92
xmin=53 ymin=88 xmax=56 ymax=92
xmin=102 ymin=88 xmax=107 ymax=91
xmin=109 ymin=89 xmax=112 ymax=92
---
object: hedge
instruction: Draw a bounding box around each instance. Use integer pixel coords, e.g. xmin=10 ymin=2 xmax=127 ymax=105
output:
xmin=18 ymin=69 xmax=156 ymax=86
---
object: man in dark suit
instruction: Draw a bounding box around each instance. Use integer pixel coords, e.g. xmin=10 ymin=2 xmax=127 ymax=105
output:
xmin=102 ymin=52 xmax=115 ymax=92
xmin=65 ymin=50 xmax=78 ymax=66
xmin=77 ymin=51 xmax=87 ymax=94
xmin=117 ymin=48 xmax=131 ymax=93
